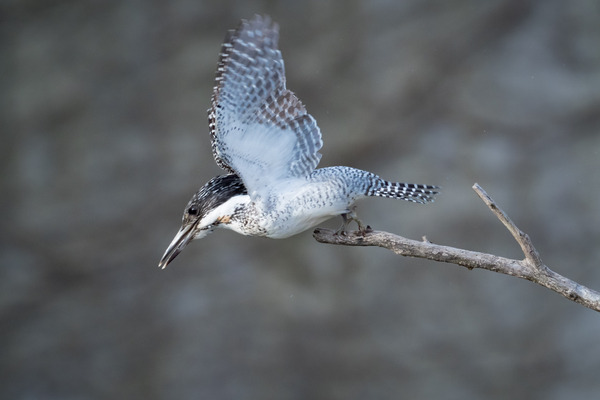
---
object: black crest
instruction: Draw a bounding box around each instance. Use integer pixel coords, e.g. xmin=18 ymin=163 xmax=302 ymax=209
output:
xmin=183 ymin=174 xmax=247 ymax=224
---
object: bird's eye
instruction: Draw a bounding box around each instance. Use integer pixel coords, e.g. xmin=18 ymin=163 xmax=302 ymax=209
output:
xmin=188 ymin=206 xmax=199 ymax=215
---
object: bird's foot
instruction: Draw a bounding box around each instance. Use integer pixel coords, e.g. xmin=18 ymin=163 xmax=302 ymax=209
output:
xmin=334 ymin=210 xmax=373 ymax=236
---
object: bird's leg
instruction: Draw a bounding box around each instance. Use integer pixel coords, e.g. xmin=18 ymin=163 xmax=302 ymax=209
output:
xmin=335 ymin=213 xmax=352 ymax=236
xmin=335 ymin=208 xmax=373 ymax=236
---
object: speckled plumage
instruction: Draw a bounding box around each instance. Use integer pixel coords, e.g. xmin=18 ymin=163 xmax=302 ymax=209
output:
xmin=159 ymin=16 xmax=438 ymax=268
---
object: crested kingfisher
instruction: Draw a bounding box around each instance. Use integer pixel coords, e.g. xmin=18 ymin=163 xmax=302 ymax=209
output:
xmin=159 ymin=15 xmax=438 ymax=268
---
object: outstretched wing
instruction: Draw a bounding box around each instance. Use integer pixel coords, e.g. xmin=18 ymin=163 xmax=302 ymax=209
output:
xmin=208 ymin=15 xmax=323 ymax=199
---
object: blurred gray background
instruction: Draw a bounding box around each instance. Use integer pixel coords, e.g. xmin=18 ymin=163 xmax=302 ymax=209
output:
xmin=2 ymin=0 xmax=600 ymax=399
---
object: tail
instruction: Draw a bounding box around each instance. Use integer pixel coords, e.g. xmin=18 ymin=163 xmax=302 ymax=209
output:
xmin=367 ymin=179 xmax=439 ymax=204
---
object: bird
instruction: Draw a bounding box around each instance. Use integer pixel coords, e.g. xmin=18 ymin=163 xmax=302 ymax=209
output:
xmin=158 ymin=15 xmax=438 ymax=269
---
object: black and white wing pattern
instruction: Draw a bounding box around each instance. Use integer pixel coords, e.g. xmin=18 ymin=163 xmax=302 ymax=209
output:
xmin=208 ymin=15 xmax=323 ymax=200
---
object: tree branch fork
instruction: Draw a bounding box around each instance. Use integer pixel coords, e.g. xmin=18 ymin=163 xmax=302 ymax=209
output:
xmin=313 ymin=184 xmax=600 ymax=312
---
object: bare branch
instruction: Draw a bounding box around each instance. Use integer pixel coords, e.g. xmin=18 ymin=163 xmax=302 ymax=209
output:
xmin=313 ymin=184 xmax=600 ymax=312
xmin=472 ymin=183 xmax=544 ymax=268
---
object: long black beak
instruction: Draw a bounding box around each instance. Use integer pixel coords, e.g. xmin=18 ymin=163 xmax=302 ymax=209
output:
xmin=158 ymin=222 xmax=197 ymax=269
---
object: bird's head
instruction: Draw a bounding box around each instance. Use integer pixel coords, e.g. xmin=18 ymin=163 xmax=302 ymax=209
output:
xmin=158 ymin=174 xmax=248 ymax=268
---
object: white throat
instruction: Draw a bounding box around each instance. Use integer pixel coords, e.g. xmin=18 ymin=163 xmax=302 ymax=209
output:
xmin=200 ymin=194 xmax=252 ymax=234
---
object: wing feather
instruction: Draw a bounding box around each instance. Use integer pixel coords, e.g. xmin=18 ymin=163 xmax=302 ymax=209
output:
xmin=208 ymin=15 xmax=323 ymax=198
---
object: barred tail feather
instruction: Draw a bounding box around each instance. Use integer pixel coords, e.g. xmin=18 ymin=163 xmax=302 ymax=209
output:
xmin=368 ymin=179 xmax=439 ymax=204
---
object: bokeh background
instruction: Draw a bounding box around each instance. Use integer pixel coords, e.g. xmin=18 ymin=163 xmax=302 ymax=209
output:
xmin=2 ymin=0 xmax=600 ymax=399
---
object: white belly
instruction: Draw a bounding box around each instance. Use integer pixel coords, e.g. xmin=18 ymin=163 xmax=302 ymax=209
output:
xmin=228 ymin=178 xmax=359 ymax=239
xmin=264 ymin=212 xmax=337 ymax=239
xmin=262 ymin=191 xmax=352 ymax=238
